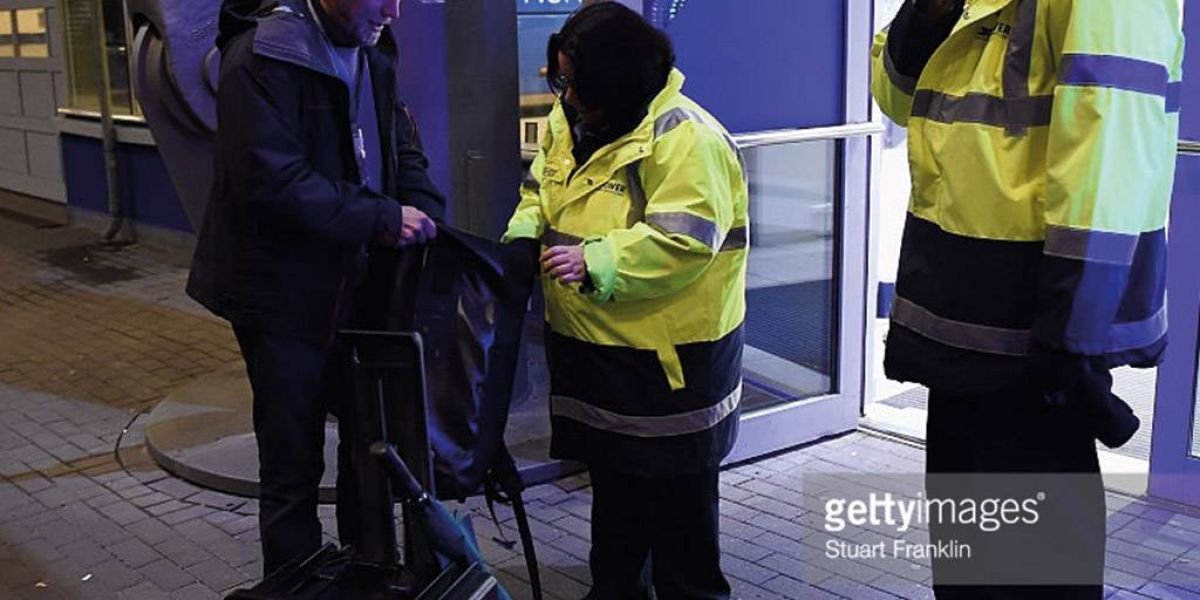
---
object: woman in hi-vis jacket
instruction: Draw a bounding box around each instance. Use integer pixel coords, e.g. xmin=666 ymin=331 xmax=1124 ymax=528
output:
xmin=502 ymin=4 xmax=749 ymax=598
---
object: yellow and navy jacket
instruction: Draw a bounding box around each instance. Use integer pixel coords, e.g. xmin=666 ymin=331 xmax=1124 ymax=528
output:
xmin=874 ymin=0 xmax=1184 ymax=392
xmin=502 ymin=68 xmax=749 ymax=475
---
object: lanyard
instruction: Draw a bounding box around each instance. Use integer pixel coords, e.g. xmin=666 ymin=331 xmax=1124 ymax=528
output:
xmin=305 ymin=0 xmax=371 ymax=186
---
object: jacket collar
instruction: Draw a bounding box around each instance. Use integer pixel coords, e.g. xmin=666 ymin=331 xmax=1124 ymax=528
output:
xmin=951 ymin=0 xmax=1013 ymax=36
xmin=546 ymin=68 xmax=689 ymax=169
xmin=252 ymin=0 xmax=396 ymax=83
xmin=637 ymin=67 xmax=687 ymax=141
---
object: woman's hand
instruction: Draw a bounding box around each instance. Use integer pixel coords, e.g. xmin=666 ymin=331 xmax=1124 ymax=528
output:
xmin=541 ymin=245 xmax=587 ymax=284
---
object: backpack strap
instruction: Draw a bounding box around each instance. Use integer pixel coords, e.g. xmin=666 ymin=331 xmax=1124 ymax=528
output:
xmin=484 ymin=483 xmax=516 ymax=550
xmin=488 ymin=450 xmax=543 ymax=600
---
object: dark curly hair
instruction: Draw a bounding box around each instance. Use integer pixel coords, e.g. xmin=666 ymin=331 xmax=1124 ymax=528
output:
xmin=546 ymin=2 xmax=675 ymax=134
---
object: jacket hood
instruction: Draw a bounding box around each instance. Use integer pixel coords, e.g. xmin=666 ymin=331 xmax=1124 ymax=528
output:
xmin=217 ymin=0 xmax=273 ymax=49
xmin=218 ymin=0 xmax=398 ymax=73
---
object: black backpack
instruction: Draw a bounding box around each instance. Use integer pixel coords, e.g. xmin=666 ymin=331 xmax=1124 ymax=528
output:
xmin=376 ymin=227 xmax=544 ymax=599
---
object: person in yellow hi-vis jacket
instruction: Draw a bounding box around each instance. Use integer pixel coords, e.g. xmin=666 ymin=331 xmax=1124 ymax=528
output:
xmin=501 ymin=4 xmax=747 ymax=597
xmin=875 ymin=0 xmax=1183 ymax=597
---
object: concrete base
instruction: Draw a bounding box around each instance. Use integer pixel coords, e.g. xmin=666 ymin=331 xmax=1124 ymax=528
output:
xmin=0 ymin=189 xmax=70 ymax=226
xmin=145 ymin=364 xmax=575 ymax=502
xmin=144 ymin=363 xmax=340 ymax=502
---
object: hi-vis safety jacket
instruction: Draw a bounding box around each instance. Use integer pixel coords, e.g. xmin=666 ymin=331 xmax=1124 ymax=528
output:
xmin=873 ymin=0 xmax=1184 ymax=393
xmin=502 ymin=68 xmax=749 ymax=475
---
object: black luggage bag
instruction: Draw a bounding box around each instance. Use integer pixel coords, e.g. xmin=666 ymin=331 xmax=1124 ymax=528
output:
xmin=226 ymin=544 xmax=499 ymax=600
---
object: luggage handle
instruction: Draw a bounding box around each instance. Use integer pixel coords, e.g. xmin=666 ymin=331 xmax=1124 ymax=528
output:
xmin=370 ymin=441 xmax=431 ymax=505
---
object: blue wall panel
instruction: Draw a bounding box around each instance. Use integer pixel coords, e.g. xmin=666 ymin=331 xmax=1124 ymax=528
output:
xmin=62 ymin=134 xmax=191 ymax=233
xmin=1184 ymin=3 xmax=1199 ymax=141
xmin=62 ymin=134 xmax=109 ymax=216
xmin=122 ymin=145 xmax=191 ymax=232
xmin=656 ymin=0 xmax=846 ymax=133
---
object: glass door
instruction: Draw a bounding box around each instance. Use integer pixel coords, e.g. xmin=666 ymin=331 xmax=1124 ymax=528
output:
xmin=710 ymin=0 xmax=878 ymax=462
xmin=1148 ymin=3 xmax=1199 ymax=506
xmin=642 ymin=0 xmax=881 ymax=462
xmin=725 ymin=126 xmax=877 ymax=464
xmin=1149 ymin=145 xmax=1200 ymax=505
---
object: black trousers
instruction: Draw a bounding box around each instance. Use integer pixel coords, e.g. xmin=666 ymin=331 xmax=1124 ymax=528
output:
xmin=234 ymin=327 xmax=360 ymax=576
xmin=926 ymin=380 xmax=1106 ymax=600
xmin=586 ymin=467 xmax=730 ymax=600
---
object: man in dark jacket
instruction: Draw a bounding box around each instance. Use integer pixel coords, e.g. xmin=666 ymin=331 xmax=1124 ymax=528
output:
xmin=186 ymin=0 xmax=445 ymax=575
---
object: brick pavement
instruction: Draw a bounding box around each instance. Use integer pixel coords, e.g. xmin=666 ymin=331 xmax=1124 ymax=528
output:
xmin=1 ymin=214 xmax=1199 ymax=599
xmin=0 ymin=217 xmax=240 ymax=415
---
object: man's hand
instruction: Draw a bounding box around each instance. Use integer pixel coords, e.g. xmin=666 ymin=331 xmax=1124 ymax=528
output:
xmin=375 ymin=204 xmax=437 ymax=248
xmin=541 ymin=245 xmax=586 ymax=284
xmin=399 ymin=206 xmax=437 ymax=246
xmin=914 ymin=0 xmax=960 ymax=17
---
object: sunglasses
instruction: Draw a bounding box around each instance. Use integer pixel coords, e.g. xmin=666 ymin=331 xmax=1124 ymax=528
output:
xmin=546 ymin=32 xmax=572 ymax=95
xmin=550 ymin=73 xmax=575 ymax=95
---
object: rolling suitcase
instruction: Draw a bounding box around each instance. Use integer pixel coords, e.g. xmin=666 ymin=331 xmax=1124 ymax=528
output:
xmin=226 ymin=332 xmax=503 ymax=599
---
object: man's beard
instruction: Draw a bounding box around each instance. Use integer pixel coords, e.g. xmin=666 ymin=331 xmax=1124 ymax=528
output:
xmin=361 ymin=28 xmax=383 ymax=47
xmin=314 ymin=1 xmax=376 ymax=47
xmin=324 ymin=21 xmax=363 ymax=47
xmin=341 ymin=23 xmax=384 ymax=48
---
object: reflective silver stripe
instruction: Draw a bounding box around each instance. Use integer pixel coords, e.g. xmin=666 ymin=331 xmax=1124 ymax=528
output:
xmin=655 ymin=106 xmax=705 ymax=138
xmin=720 ymin=226 xmax=747 ymax=251
xmin=1110 ymin=306 xmax=1168 ymax=353
xmin=646 ymin=212 xmax=722 ymax=250
xmin=1003 ymin=0 xmax=1037 ymax=101
xmin=883 ymin=41 xmax=917 ymax=96
xmin=625 ymin=160 xmax=647 ymax=227
xmin=911 ymin=90 xmax=1054 ymax=129
xmin=891 ymin=296 xmax=1031 ymax=356
xmin=654 ymin=107 xmax=744 ymax=169
xmin=1044 ymin=225 xmax=1138 ymax=266
xmin=551 ymin=381 xmax=742 ymax=438
xmin=521 ymin=170 xmax=540 ymax=193
xmin=541 ymin=228 xmax=583 ymax=247
xmin=1002 ymin=0 xmax=1038 ymax=135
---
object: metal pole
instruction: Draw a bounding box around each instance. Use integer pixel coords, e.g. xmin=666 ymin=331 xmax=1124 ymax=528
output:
xmin=93 ymin=0 xmax=130 ymax=242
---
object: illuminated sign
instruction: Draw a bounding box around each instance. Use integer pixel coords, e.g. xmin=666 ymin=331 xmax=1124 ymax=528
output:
xmin=517 ymin=0 xmax=582 ymax=15
xmin=646 ymin=0 xmax=689 ymax=27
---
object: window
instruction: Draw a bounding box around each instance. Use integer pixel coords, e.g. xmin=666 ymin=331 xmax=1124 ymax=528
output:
xmin=0 ymin=11 xmax=15 ymax=58
xmin=15 ymin=8 xmax=48 ymax=58
xmin=62 ymin=0 xmax=136 ymax=115
xmin=0 ymin=10 xmax=12 ymax=57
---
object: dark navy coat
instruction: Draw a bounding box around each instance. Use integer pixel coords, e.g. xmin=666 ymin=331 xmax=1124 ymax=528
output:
xmin=187 ymin=0 xmax=444 ymax=343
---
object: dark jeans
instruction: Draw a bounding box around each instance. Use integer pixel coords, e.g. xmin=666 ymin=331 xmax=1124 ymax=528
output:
xmin=234 ymin=327 xmax=360 ymax=576
xmin=587 ymin=467 xmax=730 ymax=600
xmin=926 ymin=379 xmax=1106 ymax=600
